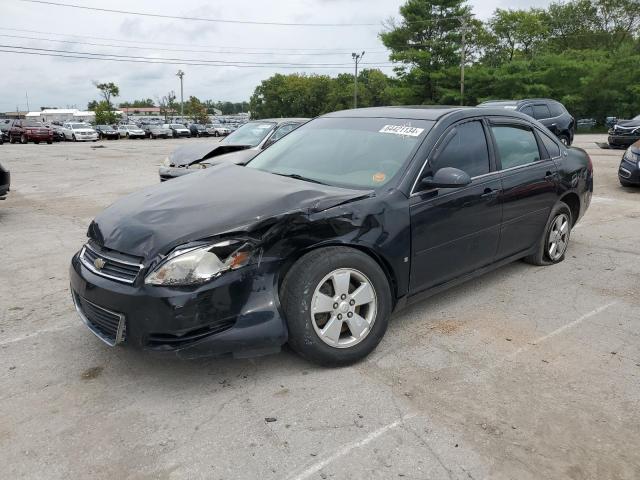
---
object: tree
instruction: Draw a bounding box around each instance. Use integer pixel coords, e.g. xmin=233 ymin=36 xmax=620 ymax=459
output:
xmin=119 ymin=98 xmax=155 ymax=108
xmin=94 ymin=100 xmax=118 ymax=124
xmin=380 ymin=0 xmax=473 ymax=104
xmin=184 ymin=96 xmax=209 ymax=124
xmin=93 ymin=82 xmax=120 ymax=111
xmin=157 ymin=91 xmax=177 ymax=121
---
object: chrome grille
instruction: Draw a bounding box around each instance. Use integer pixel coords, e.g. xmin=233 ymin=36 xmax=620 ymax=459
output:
xmin=72 ymin=292 xmax=126 ymax=346
xmin=80 ymin=243 xmax=143 ymax=284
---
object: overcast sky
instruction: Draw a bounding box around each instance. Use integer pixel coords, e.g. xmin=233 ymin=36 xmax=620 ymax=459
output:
xmin=0 ymin=0 xmax=552 ymax=112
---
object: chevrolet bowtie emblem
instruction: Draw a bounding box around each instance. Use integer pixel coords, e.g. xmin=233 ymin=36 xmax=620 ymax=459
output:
xmin=94 ymin=258 xmax=106 ymax=270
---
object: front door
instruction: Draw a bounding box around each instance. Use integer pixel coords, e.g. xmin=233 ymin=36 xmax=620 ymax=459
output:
xmin=409 ymin=119 xmax=503 ymax=293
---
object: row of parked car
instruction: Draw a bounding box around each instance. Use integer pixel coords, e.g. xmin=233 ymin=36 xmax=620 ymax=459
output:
xmin=0 ymin=120 xmax=233 ymax=144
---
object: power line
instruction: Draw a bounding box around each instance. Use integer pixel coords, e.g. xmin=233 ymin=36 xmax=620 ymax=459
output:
xmin=18 ymin=0 xmax=386 ymax=27
xmin=0 ymin=33 xmax=390 ymax=57
xmin=16 ymin=0 xmax=469 ymax=27
xmin=0 ymin=27 xmax=387 ymax=53
xmin=0 ymin=46 xmax=395 ymax=69
xmin=0 ymin=44 xmax=394 ymax=67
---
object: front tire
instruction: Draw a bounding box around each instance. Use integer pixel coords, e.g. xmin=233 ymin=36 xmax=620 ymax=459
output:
xmin=524 ymin=202 xmax=572 ymax=266
xmin=559 ymin=134 xmax=570 ymax=147
xmin=20 ymin=134 xmax=28 ymax=144
xmin=281 ymin=247 xmax=392 ymax=367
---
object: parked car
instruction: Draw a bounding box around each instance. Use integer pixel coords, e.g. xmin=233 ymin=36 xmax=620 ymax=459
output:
xmin=118 ymin=124 xmax=146 ymax=139
xmin=9 ymin=120 xmax=53 ymax=144
xmin=48 ymin=124 xmax=66 ymax=142
xmin=164 ymin=123 xmax=191 ymax=138
xmin=478 ymin=98 xmax=575 ymax=146
xmin=608 ymin=114 xmax=640 ymax=148
xmin=0 ymin=161 xmax=9 ymax=200
xmin=618 ymin=140 xmax=640 ymax=187
xmin=145 ymin=124 xmax=172 ymax=139
xmin=0 ymin=124 xmax=10 ymax=143
xmin=61 ymin=123 xmax=98 ymax=142
xmin=206 ymin=124 xmax=230 ymax=137
xmin=70 ymin=106 xmax=592 ymax=365
xmin=159 ymin=118 xmax=307 ymax=181
xmin=189 ymin=124 xmax=209 ymax=137
xmin=95 ymin=125 xmax=120 ymax=140
xmin=577 ymin=118 xmax=596 ymax=129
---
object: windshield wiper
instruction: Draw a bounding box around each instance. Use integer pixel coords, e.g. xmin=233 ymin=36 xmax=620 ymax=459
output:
xmin=273 ymin=173 xmax=329 ymax=186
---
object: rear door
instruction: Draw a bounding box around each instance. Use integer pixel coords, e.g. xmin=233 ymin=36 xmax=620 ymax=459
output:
xmin=488 ymin=119 xmax=559 ymax=260
xmin=409 ymin=119 xmax=503 ymax=293
xmin=532 ymin=103 xmax=558 ymax=135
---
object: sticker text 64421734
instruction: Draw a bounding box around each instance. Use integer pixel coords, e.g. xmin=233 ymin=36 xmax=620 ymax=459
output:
xmin=379 ymin=125 xmax=425 ymax=137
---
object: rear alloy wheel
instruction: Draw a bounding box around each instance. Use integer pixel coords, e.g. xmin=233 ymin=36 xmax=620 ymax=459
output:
xmin=281 ymin=247 xmax=391 ymax=367
xmin=525 ymin=202 xmax=572 ymax=266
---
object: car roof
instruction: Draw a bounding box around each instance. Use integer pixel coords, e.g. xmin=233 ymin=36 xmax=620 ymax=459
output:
xmin=256 ymin=118 xmax=309 ymax=124
xmin=479 ymin=98 xmax=559 ymax=106
xmin=322 ymin=106 xmax=531 ymax=121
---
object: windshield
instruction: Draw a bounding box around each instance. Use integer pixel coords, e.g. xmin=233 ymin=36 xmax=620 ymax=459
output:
xmin=24 ymin=121 xmax=44 ymax=127
xmin=633 ymin=114 xmax=640 ymax=121
xmin=70 ymin=123 xmax=87 ymax=129
xmin=222 ymin=121 xmax=275 ymax=146
xmin=247 ymin=117 xmax=434 ymax=189
xmin=170 ymin=124 xmax=185 ymax=128
xmin=97 ymin=125 xmax=111 ymax=129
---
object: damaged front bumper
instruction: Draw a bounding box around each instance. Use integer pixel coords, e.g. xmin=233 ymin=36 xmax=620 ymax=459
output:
xmin=69 ymin=252 xmax=288 ymax=359
xmin=158 ymin=165 xmax=196 ymax=182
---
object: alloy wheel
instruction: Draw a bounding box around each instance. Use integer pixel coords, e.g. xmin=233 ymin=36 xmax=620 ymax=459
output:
xmin=548 ymin=213 xmax=570 ymax=261
xmin=310 ymin=268 xmax=377 ymax=349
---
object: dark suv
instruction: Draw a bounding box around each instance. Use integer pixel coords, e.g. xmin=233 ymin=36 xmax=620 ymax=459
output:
xmin=9 ymin=120 xmax=53 ymax=144
xmin=478 ymin=99 xmax=575 ymax=146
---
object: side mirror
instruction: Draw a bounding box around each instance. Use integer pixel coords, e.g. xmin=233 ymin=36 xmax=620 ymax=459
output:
xmin=420 ymin=167 xmax=472 ymax=189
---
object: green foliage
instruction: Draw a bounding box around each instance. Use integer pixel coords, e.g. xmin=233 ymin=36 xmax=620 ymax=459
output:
xmin=184 ymin=96 xmax=209 ymax=124
xmin=119 ymin=99 xmax=155 ymax=108
xmin=93 ymin=82 xmax=120 ymax=110
xmin=93 ymin=101 xmax=118 ymax=125
xmin=249 ymin=70 xmax=395 ymax=119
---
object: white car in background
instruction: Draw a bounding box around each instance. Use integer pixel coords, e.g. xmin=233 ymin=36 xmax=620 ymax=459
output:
xmin=206 ymin=124 xmax=230 ymax=137
xmin=117 ymin=124 xmax=146 ymax=139
xmin=164 ymin=123 xmax=191 ymax=138
xmin=61 ymin=122 xmax=98 ymax=142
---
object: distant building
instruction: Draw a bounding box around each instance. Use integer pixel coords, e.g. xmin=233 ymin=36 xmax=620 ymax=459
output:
xmin=119 ymin=107 xmax=168 ymax=116
xmin=25 ymin=109 xmax=96 ymax=123
xmin=0 ymin=111 xmax=28 ymax=119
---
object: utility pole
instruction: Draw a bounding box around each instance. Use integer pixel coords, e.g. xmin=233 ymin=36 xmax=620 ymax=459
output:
xmin=460 ymin=17 xmax=468 ymax=106
xmin=176 ymin=70 xmax=185 ymax=119
xmin=351 ymin=51 xmax=365 ymax=109
xmin=25 ymin=92 xmax=30 ymax=112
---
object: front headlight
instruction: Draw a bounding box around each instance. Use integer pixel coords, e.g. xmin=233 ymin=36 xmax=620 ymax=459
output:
xmin=623 ymin=149 xmax=640 ymax=165
xmin=145 ymin=240 xmax=252 ymax=286
xmin=188 ymin=163 xmax=207 ymax=170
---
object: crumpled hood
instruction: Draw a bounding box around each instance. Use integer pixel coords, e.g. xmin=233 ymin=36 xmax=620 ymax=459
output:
xmin=88 ymin=163 xmax=371 ymax=259
xmin=202 ymin=149 xmax=258 ymax=167
xmin=614 ymin=119 xmax=640 ymax=130
xmin=168 ymin=142 xmax=252 ymax=166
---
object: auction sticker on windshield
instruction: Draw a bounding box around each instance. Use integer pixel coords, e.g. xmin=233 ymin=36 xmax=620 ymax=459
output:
xmin=379 ymin=125 xmax=424 ymax=137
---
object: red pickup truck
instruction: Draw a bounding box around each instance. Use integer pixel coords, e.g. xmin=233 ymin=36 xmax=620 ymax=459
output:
xmin=9 ymin=120 xmax=53 ymax=144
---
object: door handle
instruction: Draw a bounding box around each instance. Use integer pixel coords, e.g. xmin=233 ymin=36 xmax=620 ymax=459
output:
xmin=481 ymin=188 xmax=499 ymax=199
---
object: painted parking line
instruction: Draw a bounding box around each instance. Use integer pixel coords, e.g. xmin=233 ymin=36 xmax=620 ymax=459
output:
xmin=286 ymin=413 xmax=417 ymax=480
xmin=0 ymin=324 xmax=74 ymax=347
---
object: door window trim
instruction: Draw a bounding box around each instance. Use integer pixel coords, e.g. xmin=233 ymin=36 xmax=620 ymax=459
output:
xmin=410 ymin=118 xmax=496 ymax=196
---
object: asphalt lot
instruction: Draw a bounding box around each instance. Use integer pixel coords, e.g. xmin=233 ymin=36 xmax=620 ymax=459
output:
xmin=0 ymin=134 xmax=638 ymax=480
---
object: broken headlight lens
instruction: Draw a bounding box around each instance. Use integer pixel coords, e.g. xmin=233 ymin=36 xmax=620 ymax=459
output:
xmin=623 ymin=149 xmax=640 ymax=166
xmin=145 ymin=240 xmax=252 ymax=286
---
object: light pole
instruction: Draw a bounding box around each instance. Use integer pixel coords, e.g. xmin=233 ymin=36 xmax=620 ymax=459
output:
xmin=176 ymin=70 xmax=185 ymax=119
xmin=352 ymin=51 xmax=365 ymax=109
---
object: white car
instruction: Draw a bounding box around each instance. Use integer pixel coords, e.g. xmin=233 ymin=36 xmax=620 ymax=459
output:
xmin=117 ymin=124 xmax=146 ymax=139
xmin=61 ymin=122 xmax=98 ymax=142
xmin=206 ymin=124 xmax=230 ymax=137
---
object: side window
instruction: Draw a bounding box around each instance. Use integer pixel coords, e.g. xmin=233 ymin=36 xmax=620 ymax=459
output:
xmin=521 ymin=106 xmax=534 ymax=118
xmin=491 ymin=125 xmax=541 ymax=169
xmin=540 ymin=132 xmax=561 ymax=158
xmin=548 ymin=102 xmax=565 ymax=117
xmin=270 ymin=124 xmax=297 ymax=143
xmin=533 ymin=104 xmax=551 ymax=120
xmin=426 ymin=121 xmax=490 ymax=179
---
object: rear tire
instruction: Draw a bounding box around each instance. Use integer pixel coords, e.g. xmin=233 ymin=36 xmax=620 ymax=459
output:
xmin=72 ymin=135 xmax=77 ymax=142
xmin=20 ymin=134 xmax=28 ymax=144
xmin=281 ymin=247 xmax=392 ymax=367
xmin=524 ymin=202 xmax=572 ymax=266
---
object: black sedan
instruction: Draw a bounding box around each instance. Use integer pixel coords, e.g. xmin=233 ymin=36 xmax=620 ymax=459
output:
xmin=608 ymin=115 xmax=640 ymax=148
xmin=95 ymin=125 xmax=120 ymax=140
xmin=189 ymin=124 xmax=209 ymax=137
xmin=70 ymin=107 xmax=593 ymax=366
xmin=619 ymin=140 xmax=640 ymax=187
xmin=0 ymin=161 xmax=10 ymax=200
